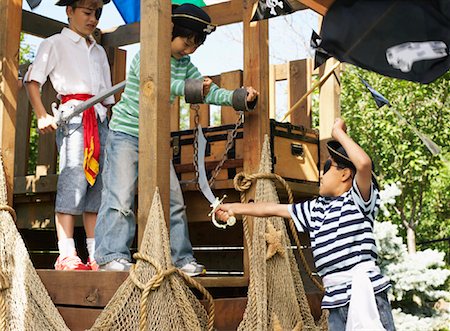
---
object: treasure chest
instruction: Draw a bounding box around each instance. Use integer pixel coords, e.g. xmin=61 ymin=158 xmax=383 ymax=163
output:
xmin=171 ymin=119 xmax=319 ymax=185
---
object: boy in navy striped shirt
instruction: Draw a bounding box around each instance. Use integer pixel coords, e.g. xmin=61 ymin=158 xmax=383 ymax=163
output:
xmin=216 ymin=118 xmax=395 ymax=331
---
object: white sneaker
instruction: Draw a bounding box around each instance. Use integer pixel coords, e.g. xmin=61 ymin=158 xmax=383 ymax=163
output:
xmin=179 ymin=261 xmax=206 ymax=277
xmin=99 ymin=258 xmax=133 ymax=271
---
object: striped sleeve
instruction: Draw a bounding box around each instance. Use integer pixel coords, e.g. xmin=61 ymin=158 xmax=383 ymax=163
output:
xmin=287 ymin=199 xmax=315 ymax=232
xmin=351 ymin=178 xmax=379 ymax=216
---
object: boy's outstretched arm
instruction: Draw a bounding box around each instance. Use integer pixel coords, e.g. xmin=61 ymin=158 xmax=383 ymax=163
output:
xmin=215 ymin=202 xmax=290 ymax=222
xmin=332 ymin=118 xmax=373 ymax=200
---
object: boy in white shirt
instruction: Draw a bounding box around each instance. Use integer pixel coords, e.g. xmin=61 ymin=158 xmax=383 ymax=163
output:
xmin=25 ymin=0 xmax=113 ymax=270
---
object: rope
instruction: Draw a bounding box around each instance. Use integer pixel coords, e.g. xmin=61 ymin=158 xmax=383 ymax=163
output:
xmin=0 ymin=271 xmax=10 ymax=331
xmin=233 ymin=172 xmax=325 ymax=292
xmin=131 ymin=252 xmax=215 ymax=331
xmin=0 ymin=205 xmax=16 ymax=223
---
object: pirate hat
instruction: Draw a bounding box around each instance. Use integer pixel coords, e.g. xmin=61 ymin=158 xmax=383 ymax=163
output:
xmin=327 ymin=140 xmax=379 ymax=188
xmin=172 ymin=3 xmax=217 ymax=34
xmin=55 ymin=0 xmax=110 ymax=6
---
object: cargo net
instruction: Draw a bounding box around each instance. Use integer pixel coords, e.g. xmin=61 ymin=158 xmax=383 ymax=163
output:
xmin=235 ymin=135 xmax=328 ymax=331
xmin=0 ymin=156 xmax=70 ymax=331
xmin=89 ymin=188 xmax=214 ymax=331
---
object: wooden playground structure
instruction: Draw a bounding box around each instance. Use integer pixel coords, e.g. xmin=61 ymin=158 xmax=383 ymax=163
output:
xmin=1 ymin=0 xmax=340 ymax=329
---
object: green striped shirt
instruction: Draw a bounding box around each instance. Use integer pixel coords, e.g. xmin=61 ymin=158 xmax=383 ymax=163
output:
xmin=109 ymin=52 xmax=234 ymax=137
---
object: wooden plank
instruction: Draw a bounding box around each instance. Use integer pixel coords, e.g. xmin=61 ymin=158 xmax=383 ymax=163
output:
xmin=38 ymin=270 xmax=129 ymax=307
xmin=36 ymin=80 xmax=57 ymax=175
xmin=138 ymin=0 xmax=172 ymax=245
xmin=273 ymin=63 xmax=288 ymax=81
xmin=242 ymin=0 xmax=270 ymax=279
xmin=14 ymin=85 xmax=32 ymax=177
xmin=269 ymin=64 xmax=276 ymax=119
xmin=108 ymin=47 xmax=127 ymax=102
xmin=296 ymin=0 xmax=335 ymax=16
xmin=318 ymin=58 xmax=340 ymax=170
xmin=171 ymin=97 xmax=181 ymax=132
xmin=13 ymin=174 xmax=58 ymax=194
xmin=220 ymin=70 xmax=242 ymax=125
xmin=58 ymin=307 xmax=101 ymax=331
xmin=288 ymin=59 xmax=312 ymax=128
xmin=0 ymin=0 xmax=22 ymax=205
xmin=21 ymin=10 xmax=67 ymax=39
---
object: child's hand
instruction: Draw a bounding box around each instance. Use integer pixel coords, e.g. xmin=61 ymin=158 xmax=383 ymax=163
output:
xmin=215 ymin=203 xmax=235 ymax=222
xmin=246 ymin=86 xmax=259 ymax=102
xmin=332 ymin=118 xmax=347 ymax=138
xmin=37 ymin=114 xmax=57 ymax=134
xmin=203 ymin=77 xmax=212 ymax=96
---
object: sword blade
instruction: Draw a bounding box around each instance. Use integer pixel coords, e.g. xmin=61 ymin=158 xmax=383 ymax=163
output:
xmin=196 ymin=124 xmax=217 ymax=204
xmin=58 ymin=80 xmax=126 ymax=124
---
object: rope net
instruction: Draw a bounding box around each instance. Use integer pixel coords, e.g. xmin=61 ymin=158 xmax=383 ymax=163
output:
xmin=236 ymin=135 xmax=328 ymax=331
xmin=89 ymin=189 xmax=214 ymax=331
xmin=0 ymin=155 xmax=70 ymax=331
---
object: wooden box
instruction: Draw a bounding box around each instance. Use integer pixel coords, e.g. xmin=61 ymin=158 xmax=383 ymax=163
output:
xmin=171 ymin=119 xmax=319 ymax=185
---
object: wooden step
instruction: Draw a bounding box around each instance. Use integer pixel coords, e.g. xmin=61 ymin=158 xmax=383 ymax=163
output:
xmin=37 ymin=270 xmax=323 ymax=330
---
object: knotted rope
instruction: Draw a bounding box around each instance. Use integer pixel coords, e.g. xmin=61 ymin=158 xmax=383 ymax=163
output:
xmin=0 ymin=205 xmax=16 ymax=223
xmin=0 ymin=271 xmax=10 ymax=331
xmin=130 ymin=252 xmax=215 ymax=331
xmin=233 ymin=172 xmax=324 ymax=292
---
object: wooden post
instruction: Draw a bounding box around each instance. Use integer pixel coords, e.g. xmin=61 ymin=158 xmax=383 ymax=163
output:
xmin=0 ymin=0 xmax=22 ymax=205
xmin=220 ymin=70 xmax=242 ymax=125
xmin=138 ymin=0 xmax=171 ymax=245
xmin=242 ymin=0 xmax=270 ymax=278
xmin=318 ymin=58 xmax=341 ymax=169
xmin=288 ymin=59 xmax=312 ymax=128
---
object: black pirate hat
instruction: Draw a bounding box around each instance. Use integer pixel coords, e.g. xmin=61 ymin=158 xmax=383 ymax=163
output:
xmin=55 ymin=0 xmax=110 ymax=5
xmin=327 ymin=140 xmax=379 ymax=188
xmin=172 ymin=3 xmax=217 ymax=34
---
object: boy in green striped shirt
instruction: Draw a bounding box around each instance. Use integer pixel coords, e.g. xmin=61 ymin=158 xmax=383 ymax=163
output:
xmin=94 ymin=3 xmax=259 ymax=274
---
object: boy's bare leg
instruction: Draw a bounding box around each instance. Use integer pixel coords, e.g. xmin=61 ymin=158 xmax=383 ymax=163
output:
xmin=55 ymin=212 xmax=76 ymax=239
xmin=83 ymin=212 xmax=96 ymax=238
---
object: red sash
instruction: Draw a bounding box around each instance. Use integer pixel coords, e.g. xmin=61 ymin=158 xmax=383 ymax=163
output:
xmin=61 ymin=94 xmax=99 ymax=186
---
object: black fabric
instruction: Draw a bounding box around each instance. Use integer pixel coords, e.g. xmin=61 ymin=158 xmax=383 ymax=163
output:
xmin=313 ymin=0 xmax=450 ymax=83
xmin=327 ymin=140 xmax=356 ymax=171
xmin=26 ymin=0 xmax=42 ymax=9
xmin=251 ymin=0 xmax=293 ymax=22
xmin=55 ymin=0 xmax=110 ymax=6
xmin=172 ymin=3 xmax=216 ymax=34
xmin=359 ymin=77 xmax=390 ymax=108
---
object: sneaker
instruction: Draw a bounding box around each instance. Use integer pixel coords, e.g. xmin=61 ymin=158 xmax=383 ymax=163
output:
xmin=179 ymin=261 xmax=206 ymax=277
xmin=98 ymin=259 xmax=133 ymax=271
xmin=54 ymin=255 xmax=91 ymax=271
xmin=86 ymin=258 xmax=99 ymax=271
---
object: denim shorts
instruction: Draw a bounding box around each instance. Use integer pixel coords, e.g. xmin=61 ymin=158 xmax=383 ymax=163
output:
xmin=328 ymin=289 xmax=396 ymax=331
xmin=55 ymin=116 xmax=108 ymax=215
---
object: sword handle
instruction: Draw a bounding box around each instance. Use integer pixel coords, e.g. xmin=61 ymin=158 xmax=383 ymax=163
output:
xmin=208 ymin=195 xmax=236 ymax=229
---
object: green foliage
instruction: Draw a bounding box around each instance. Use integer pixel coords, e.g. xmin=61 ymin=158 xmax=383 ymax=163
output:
xmin=340 ymin=65 xmax=450 ymax=251
xmin=375 ymin=219 xmax=450 ymax=330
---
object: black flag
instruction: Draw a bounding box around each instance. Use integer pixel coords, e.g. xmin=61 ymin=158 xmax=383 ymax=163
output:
xmin=26 ymin=0 xmax=42 ymax=9
xmin=312 ymin=0 xmax=450 ymax=84
xmin=251 ymin=0 xmax=293 ymax=22
xmin=359 ymin=76 xmax=390 ymax=108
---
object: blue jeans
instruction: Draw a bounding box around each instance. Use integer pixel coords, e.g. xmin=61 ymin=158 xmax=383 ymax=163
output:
xmin=94 ymin=130 xmax=195 ymax=267
xmin=328 ymin=289 xmax=396 ymax=331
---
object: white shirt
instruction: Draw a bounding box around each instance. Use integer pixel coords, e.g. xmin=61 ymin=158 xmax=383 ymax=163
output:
xmin=25 ymin=27 xmax=114 ymax=122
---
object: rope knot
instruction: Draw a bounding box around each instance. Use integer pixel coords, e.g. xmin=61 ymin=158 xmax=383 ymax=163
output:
xmin=233 ymin=172 xmax=254 ymax=192
xmin=0 ymin=271 xmax=9 ymax=291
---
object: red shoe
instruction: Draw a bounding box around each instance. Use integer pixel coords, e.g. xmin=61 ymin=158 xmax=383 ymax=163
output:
xmin=87 ymin=258 xmax=99 ymax=271
xmin=54 ymin=255 xmax=90 ymax=271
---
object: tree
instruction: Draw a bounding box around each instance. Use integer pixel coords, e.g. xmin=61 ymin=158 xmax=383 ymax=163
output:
xmin=340 ymin=65 xmax=450 ymax=254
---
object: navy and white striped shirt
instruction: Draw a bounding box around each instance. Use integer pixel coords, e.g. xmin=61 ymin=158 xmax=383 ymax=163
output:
xmin=288 ymin=179 xmax=390 ymax=308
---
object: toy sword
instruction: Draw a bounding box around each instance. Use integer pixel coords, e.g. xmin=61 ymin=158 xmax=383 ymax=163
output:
xmin=196 ymin=124 xmax=236 ymax=229
xmin=56 ymin=80 xmax=126 ymax=126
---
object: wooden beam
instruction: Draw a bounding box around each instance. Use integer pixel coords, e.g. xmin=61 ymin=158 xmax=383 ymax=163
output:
xmin=0 ymin=0 xmax=22 ymax=205
xmin=137 ymin=0 xmax=172 ymax=245
xmin=101 ymin=0 xmax=309 ymax=48
xmin=296 ymin=0 xmax=335 ymax=16
xmin=21 ymin=10 xmax=67 ymax=39
xmin=242 ymin=0 xmax=270 ymax=280
xmin=288 ymin=59 xmax=312 ymax=128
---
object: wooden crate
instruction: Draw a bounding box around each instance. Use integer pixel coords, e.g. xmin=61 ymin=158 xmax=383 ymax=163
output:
xmin=171 ymin=119 xmax=319 ymax=185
